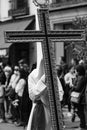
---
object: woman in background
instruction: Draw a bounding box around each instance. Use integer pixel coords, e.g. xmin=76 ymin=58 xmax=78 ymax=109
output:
xmin=14 ymin=69 xmax=31 ymax=127
xmin=72 ymin=65 xmax=87 ymax=129
xmin=4 ymin=66 xmax=12 ymax=117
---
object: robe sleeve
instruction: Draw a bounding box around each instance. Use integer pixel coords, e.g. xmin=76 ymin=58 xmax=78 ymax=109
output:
xmin=28 ymin=72 xmax=46 ymax=102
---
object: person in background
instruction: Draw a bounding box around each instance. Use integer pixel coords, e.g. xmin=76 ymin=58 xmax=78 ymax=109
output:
xmin=3 ymin=66 xmax=12 ymax=116
xmin=5 ymin=66 xmax=20 ymax=122
xmin=84 ymin=64 xmax=87 ymax=128
xmin=18 ymin=59 xmax=29 ymax=78
xmin=56 ymin=65 xmax=66 ymax=95
xmin=79 ymin=59 xmax=85 ymax=66
xmin=56 ymin=65 xmax=65 ymax=128
xmin=18 ymin=59 xmax=26 ymax=69
xmin=64 ymin=65 xmax=76 ymax=88
xmin=64 ymin=65 xmax=76 ymax=117
xmin=13 ymin=69 xmax=31 ymax=127
xmin=0 ymin=62 xmax=4 ymax=69
xmin=23 ymin=63 xmax=29 ymax=77
xmin=8 ymin=66 xmax=20 ymax=91
xmin=58 ymin=56 xmax=68 ymax=75
xmin=4 ymin=66 xmax=12 ymax=83
xmin=72 ymin=65 xmax=87 ymax=129
xmin=0 ymin=66 xmax=6 ymax=123
xmin=57 ymin=65 xmax=66 ymax=107
xmin=71 ymin=58 xmax=78 ymax=67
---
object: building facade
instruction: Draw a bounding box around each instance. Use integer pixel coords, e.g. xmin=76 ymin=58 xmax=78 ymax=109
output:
xmin=0 ymin=0 xmax=38 ymax=68
xmin=0 ymin=0 xmax=87 ymax=67
xmin=49 ymin=0 xmax=87 ymax=65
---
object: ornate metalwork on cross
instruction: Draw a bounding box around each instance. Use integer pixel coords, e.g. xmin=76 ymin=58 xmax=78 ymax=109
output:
xmin=4 ymin=2 xmax=86 ymax=130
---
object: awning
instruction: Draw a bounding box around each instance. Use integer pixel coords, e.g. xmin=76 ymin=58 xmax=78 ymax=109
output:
xmin=0 ymin=15 xmax=35 ymax=49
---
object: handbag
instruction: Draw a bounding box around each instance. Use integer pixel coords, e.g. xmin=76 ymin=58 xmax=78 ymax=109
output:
xmin=70 ymin=91 xmax=80 ymax=103
xmin=70 ymin=86 xmax=85 ymax=104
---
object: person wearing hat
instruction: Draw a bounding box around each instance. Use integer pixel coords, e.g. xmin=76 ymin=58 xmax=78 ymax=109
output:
xmin=27 ymin=43 xmax=47 ymax=130
xmin=27 ymin=43 xmax=63 ymax=130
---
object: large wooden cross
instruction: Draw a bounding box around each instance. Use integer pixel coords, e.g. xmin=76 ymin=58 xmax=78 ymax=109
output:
xmin=4 ymin=8 xmax=85 ymax=130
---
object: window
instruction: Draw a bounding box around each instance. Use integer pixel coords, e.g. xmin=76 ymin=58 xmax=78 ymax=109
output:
xmin=17 ymin=0 xmax=25 ymax=9
xmin=11 ymin=0 xmax=27 ymax=9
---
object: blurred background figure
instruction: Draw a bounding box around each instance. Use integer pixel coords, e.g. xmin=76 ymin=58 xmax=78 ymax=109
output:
xmin=3 ymin=66 xmax=12 ymax=118
xmin=18 ymin=59 xmax=29 ymax=78
xmin=4 ymin=66 xmax=20 ymax=122
xmin=0 ymin=66 xmax=6 ymax=123
xmin=64 ymin=65 xmax=76 ymax=117
xmin=72 ymin=65 xmax=87 ymax=129
xmin=18 ymin=59 xmax=26 ymax=69
xmin=4 ymin=66 xmax=12 ymax=81
xmin=71 ymin=58 xmax=78 ymax=67
xmin=14 ymin=69 xmax=31 ymax=127
xmin=79 ymin=59 xmax=85 ymax=66
xmin=0 ymin=62 xmax=4 ymax=69
xmin=58 ymin=56 xmax=68 ymax=75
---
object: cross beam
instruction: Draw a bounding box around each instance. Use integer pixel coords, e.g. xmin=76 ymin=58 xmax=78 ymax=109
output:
xmin=4 ymin=8 xmax=85 ymax=130
xmin=5 ymin=9 xmax=84 ymax=43
xmin=5 ymin=30 xmax=84 ymax=42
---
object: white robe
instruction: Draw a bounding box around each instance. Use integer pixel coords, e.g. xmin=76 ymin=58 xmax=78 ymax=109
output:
xmin=27 ymin=69 xmax=63 ymax=130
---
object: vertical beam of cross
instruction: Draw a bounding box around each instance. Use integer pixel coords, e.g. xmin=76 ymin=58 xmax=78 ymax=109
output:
xmin=38 ymin=8 xmax=63 ymax=130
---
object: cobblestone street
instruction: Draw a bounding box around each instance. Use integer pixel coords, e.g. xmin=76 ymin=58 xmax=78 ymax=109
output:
xmin=0 ymin=106 xmax=82 ymax=130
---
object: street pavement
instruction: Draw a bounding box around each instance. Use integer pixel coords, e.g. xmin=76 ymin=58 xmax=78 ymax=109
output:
xmin=63 ymin=106 xmax=80 ymax=130
xmin=0 ymin=123 xmax=25 ymax=130
xmin=0 ymin=106 xmax=83 ymax=130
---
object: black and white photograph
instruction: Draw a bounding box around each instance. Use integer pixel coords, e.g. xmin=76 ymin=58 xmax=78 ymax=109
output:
xmin=0 ymin=0 xmax=87 ymax=130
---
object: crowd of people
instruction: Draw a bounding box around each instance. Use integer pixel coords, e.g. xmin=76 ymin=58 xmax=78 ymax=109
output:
xmin=57 ymin=57 xmax=87 ymax=129
xmin=0 ymin=59 xmax=32 ymax=127
xmin=27 ymin=56 xmax=87 ymax=130
xmin=0 ymin=56 xmax=87 ymax=130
